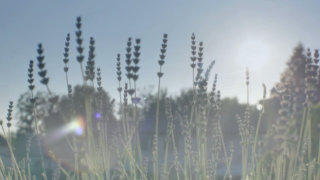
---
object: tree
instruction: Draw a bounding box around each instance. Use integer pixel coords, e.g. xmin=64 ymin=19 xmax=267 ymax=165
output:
xmin=139 ymin=90 xmax=170 ymax=150
xmin=16 ymin=85 xmax=117 ymax=173
xmin=139 ymin=89 xmax=259 ymax=149
xmin=220 ymin=97 xmax=259 ymax=137
xmin=40 ymin=85 xmax=115 ymax=132
xmin=16 ymin=91 xmax=50 ymax=136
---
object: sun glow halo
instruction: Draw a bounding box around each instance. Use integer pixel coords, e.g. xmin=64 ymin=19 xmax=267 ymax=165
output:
xmin=236 ymin=37 xmax=271 ymax=70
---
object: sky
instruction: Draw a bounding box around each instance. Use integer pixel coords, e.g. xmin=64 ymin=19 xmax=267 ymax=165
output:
xmin=1 ymin=0 xmax=320 ymax=123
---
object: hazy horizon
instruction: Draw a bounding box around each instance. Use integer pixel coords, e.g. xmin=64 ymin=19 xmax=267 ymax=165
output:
xmin=1 ymin=0 xmax=320 ymax=121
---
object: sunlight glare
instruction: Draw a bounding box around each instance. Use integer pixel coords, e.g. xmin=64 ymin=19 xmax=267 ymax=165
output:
xmin=236 ymin=37 xmax=271 ymax=70
xmin=67 ymin=118 xmax=85 ymax=136
xmin=48 ymin=116 xmax=85 ymax=142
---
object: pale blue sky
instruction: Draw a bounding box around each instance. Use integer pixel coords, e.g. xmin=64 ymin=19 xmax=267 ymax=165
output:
xmin=1 ymin=0 xmax=320 ymax=121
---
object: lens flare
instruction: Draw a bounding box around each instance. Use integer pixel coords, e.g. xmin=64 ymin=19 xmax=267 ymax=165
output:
xmin=95 ymin=112 xmax=101 ymax=119
xmin=67 ymin=118 xmax=85 ymax=136
xmin=47 ymin=116 xmax=85 ymax=143
xmin=75 ymin=126 xmax=83 ymax=135
xmin=43 ymin=116 xmax=86 ymax=172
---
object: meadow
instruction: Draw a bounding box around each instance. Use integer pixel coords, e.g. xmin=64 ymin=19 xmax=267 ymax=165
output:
xmin=0 ymin=16 xmax=319 ymax=180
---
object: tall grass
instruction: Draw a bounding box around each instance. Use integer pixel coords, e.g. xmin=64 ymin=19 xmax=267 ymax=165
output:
xmin=0 ymin=16 xmax=319 ymax=180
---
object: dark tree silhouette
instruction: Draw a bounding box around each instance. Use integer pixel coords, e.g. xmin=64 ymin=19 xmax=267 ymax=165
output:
xmin=16 ymin=91 xmax=50 ymax=136
xmin=41 ymin=85 xmax=115 ymax=132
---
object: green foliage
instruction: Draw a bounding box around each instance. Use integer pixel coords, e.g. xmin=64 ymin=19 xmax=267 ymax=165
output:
xmin=16 ymin=91 xmax=50 ymax=136
xmin=310 ymin=103 xmax=320 ymax=157
xmin=220 ymin=97 xmax=259 ymax=136
xmin=48 ymin=85 xmax=114 ymax=128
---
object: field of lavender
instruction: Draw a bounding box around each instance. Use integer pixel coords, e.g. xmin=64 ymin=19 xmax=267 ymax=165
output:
xmin=0 ymin=16 xmax=320 ymax=180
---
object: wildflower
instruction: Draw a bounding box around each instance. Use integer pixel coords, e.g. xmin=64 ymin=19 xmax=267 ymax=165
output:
xmin=96 ymin=67 xmax=103 ymax=93
xmin=68 ymin=85 xmax=72 ymax=97
xmin=204 ymin=60 xmax=215 ymax=81
xmin=131 ymin=97 xmax=141 ymax=104
xmin=85 ymin=37 xmax=96 ymax=81
xmin=195 ymin=41 xmax=204 ymax=85
xmin=62 ymin=33 xmax=72 ymax=96
xmin=75 ymin=16 xmax=84 ymax=64
xmin=196 ymin=42 xmax=204 ymax=76
xmin=116 ymin=54 xmax=122 ymax=93
xmin=127 ymin=89 xmax=135 ymax=96
xmin=28 ymin=60 xmax=35 ymax=91
xmin=124 ymin=38 xmax=136 ymax=95
xmin=125 ymin=37 xmax=133 ymax=80
xmin=153 ymin=33 xmax=168 ymax=177
xmin=75 ymin=16 xmax=87 ymax=83
xmin=124 ymin=83 xmax=128 ymax=106
xmin=275 ymin=80 xmax=293 ymax=150
xmin=190 ymin=33 xmax=197 ymax=69
xmin=132 ymin=38 xmax=141 ymax=82
xmin=217 ymin=90 xmax=221 ymax=110
xmin=63 ymin=33 xmax=70 ymax=73
xmin=157 ymin=34 xmax=168 ymax=78
xmin=305 ymin=48 xmax=319 ymax=104
xmin=209 ymin=74 xmax=218 ymax=105
xmin=49 ymin=96 xmax=59 ymax=104
xmin=6 ymin=101 xmax=13 ymax=128
xmin=37 ymin=43 xmax=49 ymax=86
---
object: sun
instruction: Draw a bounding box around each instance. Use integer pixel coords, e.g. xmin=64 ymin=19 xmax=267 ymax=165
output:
xmin=236 ymin=37 xmax=271 ymax=70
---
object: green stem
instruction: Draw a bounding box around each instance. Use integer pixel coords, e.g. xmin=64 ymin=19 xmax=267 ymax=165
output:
xmin=292 ymin=106 xmax=308 ymax=177
xmin=153 ymin=67 xmax=162 ymax=180
xmin=251 ymin=99 xmax=265 ymax=170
